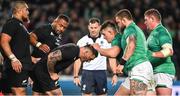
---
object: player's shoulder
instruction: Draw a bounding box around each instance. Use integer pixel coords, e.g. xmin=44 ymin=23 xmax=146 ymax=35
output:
xmin=77 ymin=35 xmax=89 ymax=42
xmin=156 ymin=25 xmax=169 ymax=35
xmin=125 ymin=25 xmax=136 ymax=34
xmin=5 ymin=18 xmax=19 ymax=26
xmin=98 ymin=35 xmax=108 ymax=43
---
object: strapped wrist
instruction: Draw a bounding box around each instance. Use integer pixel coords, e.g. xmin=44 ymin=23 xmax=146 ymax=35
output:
xmin=9 ymin=54 xmax=18 ymax=62
xmin=36 ymin=42 xmax=42 ymax=47
xmin=119 ymin=58 xmax=127 ymax=65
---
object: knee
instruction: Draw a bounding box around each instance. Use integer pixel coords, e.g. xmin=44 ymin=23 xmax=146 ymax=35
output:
xmin=11 ymin=87 xmax=26 ymax=95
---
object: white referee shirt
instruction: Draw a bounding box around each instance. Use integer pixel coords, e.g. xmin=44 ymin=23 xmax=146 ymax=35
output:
xmin=77 ymin=34 xmax=111 ymax=70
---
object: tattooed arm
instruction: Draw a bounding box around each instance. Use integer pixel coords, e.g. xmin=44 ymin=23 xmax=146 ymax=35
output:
xmin=47 ymin=49 xmax=62 ymax=80
xmin=122 ymin=35 xmax=136 ymax=61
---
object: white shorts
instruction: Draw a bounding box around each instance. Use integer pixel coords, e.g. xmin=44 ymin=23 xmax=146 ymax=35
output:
xmin=121 ymin=61 xmax=155 ymax=91
xmin=154 ymin=73 xmax=174 ymax=88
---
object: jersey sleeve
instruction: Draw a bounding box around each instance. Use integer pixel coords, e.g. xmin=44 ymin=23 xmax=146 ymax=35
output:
xmin=77 ymin=37 xmax=88 ymax=47
xmin=158 ymin=29 xmax=172 ymax=46
xmin=111 ymin=38 xmax=120 ymax=47
xmin=124 ymin=27 xmax=136 ymax=41
xmin=1 ymin=22 xmax=18 ymax=37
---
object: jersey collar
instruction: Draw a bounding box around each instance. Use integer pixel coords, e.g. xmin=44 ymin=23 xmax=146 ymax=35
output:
xmin=88 ymin=33 xmax=101 ymax=42
xmin=50 ymin=24 xmax=60 ymax=36
xmin=12 ymin=17 xmax=23 ymax=24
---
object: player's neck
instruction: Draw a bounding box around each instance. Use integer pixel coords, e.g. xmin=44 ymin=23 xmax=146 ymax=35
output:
xmin=125 ymin=20 xmax=133 ymax=27
xmin=152 ymin=22 xmax=160 ymax=30
xmin=13 ymin=14 xmax=23 ymax=22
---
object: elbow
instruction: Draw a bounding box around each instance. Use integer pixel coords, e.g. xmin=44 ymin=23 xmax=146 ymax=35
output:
xmin=130 ymin=43 xmax=136 ymax=52
xmin=107 ymin=51 xmax=118 ymax=58
xmin=169 ymin=49 xmax=174 ymax=56
xmin=109 ymin=54 xmax=117 ymax=58
xmin=0 ymin=39 xmax=6 ymax=48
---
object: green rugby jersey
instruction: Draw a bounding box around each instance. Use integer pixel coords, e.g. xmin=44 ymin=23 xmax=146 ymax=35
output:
xmin=111 ymin=33 xmax=123 ymax=62
xmin=147 ymin=24 xmax=175 ymax=75
xmin=121 ymin=22 xmax=148 ymax=73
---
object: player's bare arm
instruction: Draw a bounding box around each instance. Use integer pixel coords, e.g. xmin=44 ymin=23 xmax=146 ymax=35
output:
xmin=47 ymin=49 xmax=62 ymax=80
xmin=122 ymin=35 xmax=136 ymax=61
xmin=1 ymin=33 xmax=22 ymax=73
xmin=30 ymin=32 xmax=38 ymax=46
xmin=109 ymin=58 xmax=118 ymax=86
xmin=73 ymin=59 xmax=82 ymax=86
xmin=30 ymin=32 xmax=50 ymax=53
xmin=152 ymin=43 xmax=173 ymax=58
xmin=93 ymin=44 xmax=120 ymax=58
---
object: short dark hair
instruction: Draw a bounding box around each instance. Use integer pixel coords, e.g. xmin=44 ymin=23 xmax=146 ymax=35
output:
xmin=89 ymin=18 xmax=100 ymax=24
xmin=115 ymin=9 xmax=133 ymax=20
xmin=57 ymin=14 xmax=70 ymax=23
xmin=84 ymin=44 xmax=98 ymax=58
xmin=144 ymin=8 xmax=161 ymax=21
xmin=12 ymin=1 xmax=27 ymax=14
xmin=100 ymin=20 xmax=117 ymax=32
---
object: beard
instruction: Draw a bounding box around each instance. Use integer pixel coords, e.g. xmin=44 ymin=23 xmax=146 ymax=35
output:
xmin=22 ymin=16 xmax=30 ymax=23
xmin=118 ymin=26 xmax=125 ymax=33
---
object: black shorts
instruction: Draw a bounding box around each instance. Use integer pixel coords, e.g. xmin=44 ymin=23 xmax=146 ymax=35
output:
xmin=3 ymin=68 xmax=29 ymax=87
xmin=81 ymin=70 xmax=107 ymax=95
xmin=31 ymin=62 xmax=60 ymax=93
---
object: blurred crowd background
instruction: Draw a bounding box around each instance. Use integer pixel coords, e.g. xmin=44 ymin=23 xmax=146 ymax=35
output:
xmin=0 ymin=0 xmax=180 ymax=79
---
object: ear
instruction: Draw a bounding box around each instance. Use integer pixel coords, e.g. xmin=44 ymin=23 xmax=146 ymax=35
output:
xmin=17 ymin=8 xmax=22 ymax=14
xmin=150 ymin=16 xmax=155 ymax=22
xmin=122 ymin=18 xmax=126 ymax=24
xmin=99 ymin=25 xmax=101 ymax=29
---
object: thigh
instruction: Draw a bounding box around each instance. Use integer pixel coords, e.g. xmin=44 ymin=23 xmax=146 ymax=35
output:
xmin=114 ymin=84 xmax=130 ymax=95
xmin=130 ymin=61 xmax=154 ymax=85
xmin=130 ymin=79 xmax=147 ymax=95
xmin=154 ymin=73 xmax=174 ymax=88
xmin=154 ymin=73 xmax=174 ymax=95
xmin=129 ymin=61 xmax=154 ymax=95
xmin=34 ymin=64 xmax=60 ymax=92
xmin=5 ymin=69 xmax=29 ymax=87
xmin=29 ymin=70 xmax=44 ymax=93
xmin=121 ymin=77 xmax=130 ymax=89
xmin=81 ymin=70 xmax=94 ymax=94
xmin=94 ymin=71 xmax=107 ymax=95
xmin=0 ymin=75 xmax=12 ymax=94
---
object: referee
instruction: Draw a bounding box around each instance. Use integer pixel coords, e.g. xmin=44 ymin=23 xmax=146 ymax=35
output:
xmin=73 ymin=18 xmax=112 ymax=95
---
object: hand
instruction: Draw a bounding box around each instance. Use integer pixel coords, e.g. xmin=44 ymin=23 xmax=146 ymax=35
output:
xmin=38 ymin=44 xmax=50 ymax=53
xmin=31 ymin=56 xmax=41 ymax=64
xmin=74 ymin=77 xmax=81 ymax=87
xmin=50 ymin=73 xmax=59 ymax=81
xmin=28 ymin=77 xmax=33 ymax=87
xmin=11 ymin=59 xmax=22 ymax=73
xmin=116 ymin=65 xmax=124 ymax=74
xmin=92 ymin=43 xmax=100 ymax=51
xmin=111 ymin=75 xmax=118 ymax=86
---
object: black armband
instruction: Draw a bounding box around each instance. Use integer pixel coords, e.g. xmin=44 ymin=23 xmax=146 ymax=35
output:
xmin=119 ymin=58 xmax=127 ymax=65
